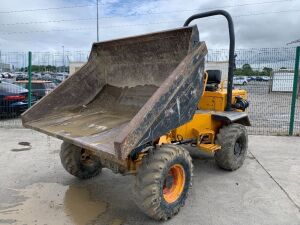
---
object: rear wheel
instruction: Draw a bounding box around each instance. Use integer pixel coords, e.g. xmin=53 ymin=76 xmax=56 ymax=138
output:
xmin=134 ymin=145 xmax=193 ymax=220
xmin=215 ymin=123 xmax=248 ymax=170
xmin=60 ymin=142 xmax=102 ymax=179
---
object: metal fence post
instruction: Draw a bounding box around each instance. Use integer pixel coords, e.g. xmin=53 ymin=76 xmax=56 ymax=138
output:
xmin=28 ymin=51 xmax=32 ymax=108
xmin=289 ymin=46 xmax=300 ymax=136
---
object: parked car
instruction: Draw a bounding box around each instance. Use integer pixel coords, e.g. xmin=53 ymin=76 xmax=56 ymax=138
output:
xmin=0 ymin=81 xmax=36 ymax=115
xmin=51 ymin=78 xmax=63 ymax=85
xmin=54 ymin=73 xmax=69 ymax=81
xmin=255 ymin=76 xmax=264 ymax=81
xmin=261 ymin=76 xmax=270 ymax=81
xmin=16 ymin=73 xmax=28 ymax=81
xmin=246 ymin=76 xmax=256 ymax=82
xmin=14 ymin=80 xmax=56 ymax=99
xmin=32 ymin=73 xmax=42 ymax=80
xmin=1 ymin=72 xmax=10 ymax=78
xmin=233 ymin=76 xmax=248 ymax=85
xmin=41 ymin=73 xmax=52 ymax=80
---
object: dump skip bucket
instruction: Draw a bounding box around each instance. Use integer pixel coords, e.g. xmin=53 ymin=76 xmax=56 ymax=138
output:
xmin=22 ymin=26 xmax=207 ymax=161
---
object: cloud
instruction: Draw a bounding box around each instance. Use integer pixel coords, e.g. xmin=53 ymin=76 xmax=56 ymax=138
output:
xmin=0 ymin=0 xmax=299 ymax=52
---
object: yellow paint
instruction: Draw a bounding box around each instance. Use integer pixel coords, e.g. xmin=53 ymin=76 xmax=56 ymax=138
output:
xmin=198 ymin=143 xmax=221 ymax=153
xmin=127 ymin=153 xmax=145 ymax=174
xmin=174 ymin=113 xmax=222 ymax=140
xmin=199 ymin=89 xmax=247 ymax=111
xmin=163 ymin=164 xmax=185 ymax=203
xmin=158 ymin=134 xmax=172 ymax=145
xmin=156 ymin=86 xmax=247 ymax=155
xmin=202 ymin=72 xmax=208 ymax=96
xmin=132 ymin=82 xmax=248 ymax=170
xmin=156 ymin=112 xmax=223 ymax=153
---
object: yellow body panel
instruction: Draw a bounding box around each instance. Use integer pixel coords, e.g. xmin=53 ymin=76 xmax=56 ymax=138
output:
xmin=158 ymin=88 xmax=247 ymax=154
xmin=174 ymin=112 xmax=222 ymax=140
xmin=171 ymin=89 xmax=247 ymax=140
xmin=199 ymin=89 xmax=247 ymax=111
xmin=130 ymin=82 xmax=249 ymax=172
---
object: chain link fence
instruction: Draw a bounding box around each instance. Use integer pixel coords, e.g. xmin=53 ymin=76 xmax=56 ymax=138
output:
xmin=0 ymin=51 xmax=90 ymax=127
xmin=0 ymin=51 xmax=90 ymax=72
xmin=207 ymin=47 xmax=300 ymax=135
xmin=1 ymin=48 xmax=299 ymax=135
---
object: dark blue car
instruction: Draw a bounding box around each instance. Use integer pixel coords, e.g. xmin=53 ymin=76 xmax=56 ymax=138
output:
xmin=0 ymin=81 xmax=35 ymax=115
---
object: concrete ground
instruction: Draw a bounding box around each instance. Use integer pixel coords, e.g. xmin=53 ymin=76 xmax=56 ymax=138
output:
xmin=0 ymin=128 xmax=299 ymax=225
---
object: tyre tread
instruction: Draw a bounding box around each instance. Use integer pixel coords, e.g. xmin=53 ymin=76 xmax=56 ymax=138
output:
xmin=60 ymin=142 xmax=101 ymax=179
xmin=134 ymin=145 xmax=193 ymax=220
xmin=215 ymin=123 xmax=248 ymax=170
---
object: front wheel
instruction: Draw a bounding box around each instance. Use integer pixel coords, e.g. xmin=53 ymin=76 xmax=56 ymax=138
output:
xmin=215 ymin=123 xmax=248 ymax=171
xmin=133 ymin=145 xmax=193 ymax=220
xmin=60 ymin=142 xmax=102 ymax=179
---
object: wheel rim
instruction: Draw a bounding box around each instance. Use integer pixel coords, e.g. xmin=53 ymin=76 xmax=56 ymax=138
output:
xmin=163 ymin=164 xmax=185 ymax=204
xmin=80 ymin=149 xmax=96 ymax=167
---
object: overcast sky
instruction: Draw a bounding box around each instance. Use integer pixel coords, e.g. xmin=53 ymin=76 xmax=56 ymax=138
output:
xmin=0 ymin=0 xmax=299 ymax=52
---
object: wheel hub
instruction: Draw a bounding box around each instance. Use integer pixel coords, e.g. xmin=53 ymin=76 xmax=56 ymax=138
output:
xmin=80 ymin=149 xmax=95 ymax=167
xmin=234 ymin=141 xmax=242 ymax=156
xmin=163 ymin=164 xmax=185 ymax=204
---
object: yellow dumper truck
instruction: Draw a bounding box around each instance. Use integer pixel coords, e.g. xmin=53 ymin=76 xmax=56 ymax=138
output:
xmin=22 ymin=10 xmax=250 ymax=220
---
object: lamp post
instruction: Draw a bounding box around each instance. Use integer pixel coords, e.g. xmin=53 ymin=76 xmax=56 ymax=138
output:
xmin=62 ymin=45 xmax=65 ymax=73
xmin=0 ymin=50 xmax=2 ymax=72
xmin=97 ymin=0 xmax=99 ymax=42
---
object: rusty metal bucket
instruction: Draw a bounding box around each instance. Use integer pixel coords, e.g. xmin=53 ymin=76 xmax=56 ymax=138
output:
xmin=22 ymin=26 xmax=207 ymax=162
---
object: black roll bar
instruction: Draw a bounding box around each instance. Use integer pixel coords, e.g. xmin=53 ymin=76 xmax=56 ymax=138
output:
xmin=184 ymin=10 xmax=235 ymax=111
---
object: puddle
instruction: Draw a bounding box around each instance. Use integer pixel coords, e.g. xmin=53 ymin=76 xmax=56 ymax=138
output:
xmin=64 ymin=185 xmax=107 ymax=225
xmin=0 ymin=183 xmax=107 ymax=225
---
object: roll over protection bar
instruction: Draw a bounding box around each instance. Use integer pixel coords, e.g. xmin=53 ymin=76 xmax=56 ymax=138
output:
xmin=184 ymin=10 xmax=235 ymax=111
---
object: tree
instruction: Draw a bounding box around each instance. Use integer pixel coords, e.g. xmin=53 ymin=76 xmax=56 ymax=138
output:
xmin=234 ymin=63 xmax=253 ymax=76
xmin=241 ymin=64 xmax=253 ymax=76
xmin=242 ymin=64 xmax=252 ymax=70
xmin=261 ymin=67 xmax=273 ymax=77
xmin=18 ymin=65 xmax=62 ymax=72
xmin=233 ymin=63 xmax=273 ymax=77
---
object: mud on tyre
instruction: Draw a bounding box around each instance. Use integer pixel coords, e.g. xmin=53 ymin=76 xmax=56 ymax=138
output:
xmin=215 ymin=123 xmax=248 ymax=171
xmin=133 ymin=145 xmax=193 ymax=220
xmin=60 ymin=141 xmax=102 ymax=179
